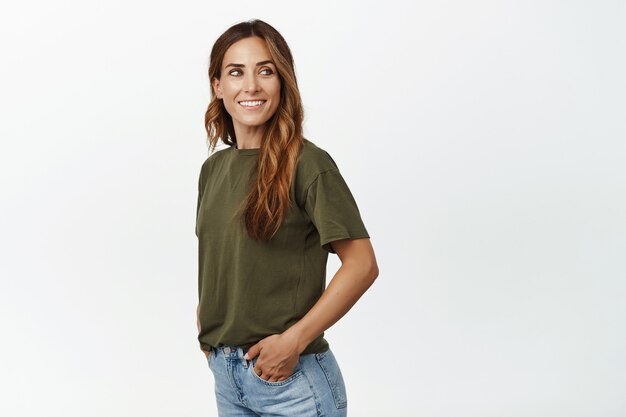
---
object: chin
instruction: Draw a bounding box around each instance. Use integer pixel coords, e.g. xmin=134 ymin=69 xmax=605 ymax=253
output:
xmin=237 ymin=119 xmax=269 ymax=128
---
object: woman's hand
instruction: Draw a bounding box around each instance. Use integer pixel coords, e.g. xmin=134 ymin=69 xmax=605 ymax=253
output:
xmin=244 ymin=332 xmax=301 ymax=382
xmin=197 ymin=304 xmax=211 ymax=360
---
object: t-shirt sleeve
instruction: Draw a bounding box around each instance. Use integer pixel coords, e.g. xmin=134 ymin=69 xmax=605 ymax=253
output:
xmin=195 ymin=162 xmax=206 ymax=238
xmin=303 ymin=168 xmax=370 ymax=253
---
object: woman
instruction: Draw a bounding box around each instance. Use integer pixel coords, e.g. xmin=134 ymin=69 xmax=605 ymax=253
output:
xmin=195 ymin=19 xmax=379 ymax=417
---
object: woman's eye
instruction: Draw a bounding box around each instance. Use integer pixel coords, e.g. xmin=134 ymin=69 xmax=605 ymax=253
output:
xmin=228 ymin=68 xmax=273 ymax=76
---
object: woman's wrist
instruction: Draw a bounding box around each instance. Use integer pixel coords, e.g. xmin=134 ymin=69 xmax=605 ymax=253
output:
xmin=283 ymin=324 xmax=311 ymax=354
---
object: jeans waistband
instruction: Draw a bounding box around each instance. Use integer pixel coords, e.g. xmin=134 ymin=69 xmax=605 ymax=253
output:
xmin=211 ymin=344 xmax=251 ymax=359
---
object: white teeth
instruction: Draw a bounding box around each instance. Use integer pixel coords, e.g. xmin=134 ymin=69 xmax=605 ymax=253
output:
xmin=239 ymin=100 xmax=266 ymax=107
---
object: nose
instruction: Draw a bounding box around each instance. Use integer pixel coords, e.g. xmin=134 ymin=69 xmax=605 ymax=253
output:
xmin=244 ymin=72 xmax=260 ymax=93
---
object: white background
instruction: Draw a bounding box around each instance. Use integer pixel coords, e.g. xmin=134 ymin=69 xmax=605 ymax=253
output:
xmin=1 ymin=1 xmax=625 ymax=416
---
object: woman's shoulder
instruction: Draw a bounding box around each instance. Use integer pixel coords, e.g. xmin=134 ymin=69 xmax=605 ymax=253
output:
xmin=298 ymin=138 xmax=339 ymax=175
xmin=199 ymin=145 xmax=232 ymax=172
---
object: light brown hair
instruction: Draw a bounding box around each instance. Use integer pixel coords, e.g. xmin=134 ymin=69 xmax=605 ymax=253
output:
xmin=205 ymin=19 xmax=305 ymax=241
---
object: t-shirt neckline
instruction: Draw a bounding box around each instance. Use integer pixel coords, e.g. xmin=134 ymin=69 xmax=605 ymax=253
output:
xmin=233 ymin=145 xmax=260 ymax=156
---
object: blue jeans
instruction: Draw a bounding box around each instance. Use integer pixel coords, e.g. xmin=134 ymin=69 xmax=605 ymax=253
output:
xmin=207 ymin=344 xmax=348 ymax=416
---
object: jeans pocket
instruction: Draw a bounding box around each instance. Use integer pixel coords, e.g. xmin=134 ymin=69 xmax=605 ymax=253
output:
xmin=250 ymin=357 xmax=303 ymax=386
xmin=315 ymin=349 xmax=347 ymax=409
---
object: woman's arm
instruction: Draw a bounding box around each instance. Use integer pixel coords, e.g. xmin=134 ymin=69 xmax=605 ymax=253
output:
xmin=243 ymin=237 xmax=378 ymax=381
xmin=284 ymin=237 xmax=379 ymax=353
xmin=197 ymin=304 xmax=201 ymax=334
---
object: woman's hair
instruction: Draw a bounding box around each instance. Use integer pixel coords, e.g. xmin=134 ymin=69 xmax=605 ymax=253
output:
xmin=205 ymin=19 xmax=305 ymax=242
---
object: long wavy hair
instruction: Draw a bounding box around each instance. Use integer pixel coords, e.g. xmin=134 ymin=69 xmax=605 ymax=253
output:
xmin=204 ymin=19 xmax=305 ymax=242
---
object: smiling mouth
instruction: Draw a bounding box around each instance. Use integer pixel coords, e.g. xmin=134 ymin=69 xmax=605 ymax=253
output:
xmin=238 ymin=100 xmax=267 ymax=110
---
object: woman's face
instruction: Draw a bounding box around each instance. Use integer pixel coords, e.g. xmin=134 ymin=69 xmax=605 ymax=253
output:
xmin=212 ymin=36 xmax=281 ymax=134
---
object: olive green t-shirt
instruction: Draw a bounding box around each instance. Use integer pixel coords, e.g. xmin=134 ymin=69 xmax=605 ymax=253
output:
xmin=195 ymin=138 xmax=370 ymax=355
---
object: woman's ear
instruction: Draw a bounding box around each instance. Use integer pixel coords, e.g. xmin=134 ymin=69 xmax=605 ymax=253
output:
xmin=212 ymin=77 xmax=222 ymax=99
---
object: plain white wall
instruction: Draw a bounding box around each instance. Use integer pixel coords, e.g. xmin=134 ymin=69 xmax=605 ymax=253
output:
xmin=1 ymin=1 xmax=624 ymax=416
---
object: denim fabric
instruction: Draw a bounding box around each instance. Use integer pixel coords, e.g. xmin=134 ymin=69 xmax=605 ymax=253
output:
xmin=207 ymin=344 xmax=348 ymax=416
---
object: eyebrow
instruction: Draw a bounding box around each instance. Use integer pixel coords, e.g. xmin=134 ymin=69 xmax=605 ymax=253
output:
xmin=224 ymin=60 xmax=275 ymax=69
